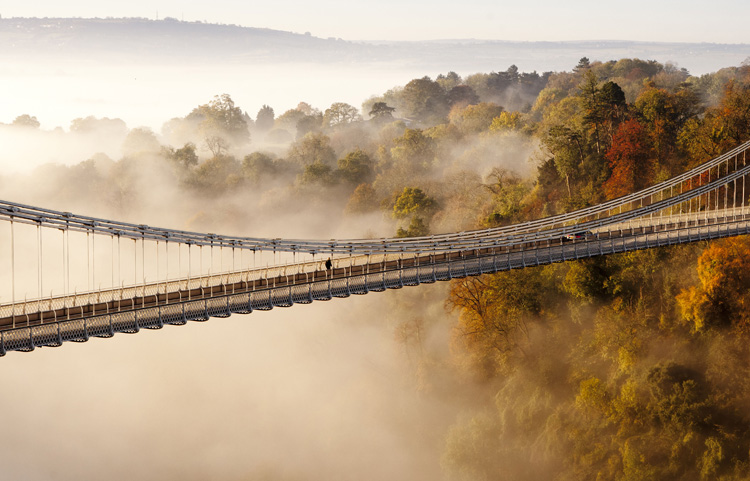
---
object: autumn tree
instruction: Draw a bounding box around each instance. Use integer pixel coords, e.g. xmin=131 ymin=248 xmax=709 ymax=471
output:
xmin=635 ymin=82 xmax=700 ymax=166
xmin=448 ymin=102 xmax=505 ymax=134
xmin=680 ymin=79 xmax=750 ymax=163
xmin=488 ymin=111 xmax=524 ymax=132
xmin=447 ymin=270 xmax=550 ymax=379
xmin=678 ymin=236 xmax=750 ymax=333
xmin=603 ymin=119 xmax=654 ymax=199
xmin=716 ymin=79 xmax=750 ymax=146
xmin=345 ymin=183 xmax=379 ymax=214
xmin=323 ymin=102 xmax=360 ymax=128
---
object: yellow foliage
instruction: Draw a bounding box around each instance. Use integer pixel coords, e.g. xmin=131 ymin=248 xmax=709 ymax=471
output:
xmin=677 ymin=237 xmax=750 ymax=333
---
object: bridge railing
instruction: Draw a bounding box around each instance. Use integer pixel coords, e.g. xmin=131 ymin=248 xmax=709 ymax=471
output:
xmin=1 ymin=141 xmax=748 ymax=255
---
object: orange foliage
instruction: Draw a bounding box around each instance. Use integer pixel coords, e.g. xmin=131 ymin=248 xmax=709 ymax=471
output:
xmin=677 ymin=236 xmax=750 ymax=333
xmin=603 ymin=119 xmax=653 ymax=199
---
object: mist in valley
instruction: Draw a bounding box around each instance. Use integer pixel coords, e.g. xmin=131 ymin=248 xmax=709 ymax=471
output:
xmin=0 ymin=54 xmax=541 ymax=479
xmin=4 ymin=19 xmax=750 ymax=479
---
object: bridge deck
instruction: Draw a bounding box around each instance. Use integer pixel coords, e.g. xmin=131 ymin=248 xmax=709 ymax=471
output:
xmin=1 ymin=210 xmax=749 ymax=358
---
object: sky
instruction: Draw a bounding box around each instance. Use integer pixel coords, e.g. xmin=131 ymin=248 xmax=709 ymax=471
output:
xmin=2 ymin=0 xmax=750 ymax=43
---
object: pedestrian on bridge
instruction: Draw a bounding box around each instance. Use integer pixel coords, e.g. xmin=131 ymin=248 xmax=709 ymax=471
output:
xmin=325 ymin=258 xmax=332 ymax=271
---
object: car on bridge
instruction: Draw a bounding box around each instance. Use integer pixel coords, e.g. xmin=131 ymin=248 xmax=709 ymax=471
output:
xmin=563 ymin=230 xmax=594 ymax=241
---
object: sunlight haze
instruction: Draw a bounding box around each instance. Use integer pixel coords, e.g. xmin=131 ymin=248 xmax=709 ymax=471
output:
xmin=2 ymin=0 xmax=750 ymax=43
xmin=3 ymin=2 xmax=750 ymax=481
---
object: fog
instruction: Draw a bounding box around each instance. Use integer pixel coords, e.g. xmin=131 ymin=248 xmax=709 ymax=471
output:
xmin=0 ymin=60 xmax=429 ymax=134
xmin=0 ymin=160 xmax=471 ymax=480
xmin=0 ymin=292 xmax=463 ymax=481
xmin=0 ymin=59 xmax=532 ymax=479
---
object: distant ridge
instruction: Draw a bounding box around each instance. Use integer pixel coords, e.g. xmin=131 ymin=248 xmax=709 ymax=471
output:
xmin=0 ymin=17 xmax=362 ymax=62
xmin=1 ymin=17 xmax=747 ymax=74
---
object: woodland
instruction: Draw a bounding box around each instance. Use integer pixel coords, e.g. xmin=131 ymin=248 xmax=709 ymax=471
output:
xmin=5 ymin=57 xmax=750 ymax=480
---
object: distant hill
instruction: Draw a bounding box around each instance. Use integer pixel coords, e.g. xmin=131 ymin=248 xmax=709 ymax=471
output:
xmin=0 ymin=17 xmax=365 ymax=62
xmin=0 ymin=17 xmax=748 ymax=74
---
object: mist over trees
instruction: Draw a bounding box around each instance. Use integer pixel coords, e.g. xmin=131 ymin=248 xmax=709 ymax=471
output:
xmin=4 ymin=57 xmax=750 ymax=480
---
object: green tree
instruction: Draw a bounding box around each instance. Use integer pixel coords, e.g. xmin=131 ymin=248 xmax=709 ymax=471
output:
xmin=401 ymin=76 xmax=449 ymax=124
xmin=543 ymin=124 xmax=586 ymax=198
xmin=392 ymin=187 xmax=437 ymax=219
xmin=446 ymin=84 xmax=480 ymax=107
xmin=337 ymin=149 xmax=374 ymax=185
xmin=575 ymin=57 xmax=591 ymax=72
xmin=579 ymin=70 xmax=606 ymax=154
xmin=368 ymin=102 xmax=396 ymax=123
xmin=390 ymin=128 xmax=436 ymax=171
xmin=396 ymin=216 xmax=429 ymax=238
xmin=300 ymin=162 xmax=335 ymax=186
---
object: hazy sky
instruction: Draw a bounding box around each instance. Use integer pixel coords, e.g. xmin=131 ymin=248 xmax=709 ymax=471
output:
xmin=2 ymin=0 xmax=749 ymax=43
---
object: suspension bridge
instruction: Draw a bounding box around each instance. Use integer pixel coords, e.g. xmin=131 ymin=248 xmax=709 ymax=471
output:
xmin=1 ymin=141 xmax=750 ymax=355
